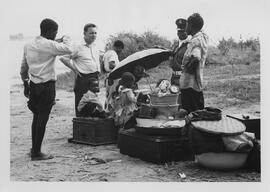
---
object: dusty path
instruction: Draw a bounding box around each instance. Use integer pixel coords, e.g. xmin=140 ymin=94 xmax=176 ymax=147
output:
xmin=10 ymin=84 xmax=260 ymax=182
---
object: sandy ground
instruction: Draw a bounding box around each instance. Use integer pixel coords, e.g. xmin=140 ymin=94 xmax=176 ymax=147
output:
xmin=10 ymin=84 xmax=260 ymax=182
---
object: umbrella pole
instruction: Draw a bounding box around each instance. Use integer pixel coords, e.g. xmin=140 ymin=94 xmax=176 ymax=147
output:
xmin=146 ymin=77 xmax=153 ymax=92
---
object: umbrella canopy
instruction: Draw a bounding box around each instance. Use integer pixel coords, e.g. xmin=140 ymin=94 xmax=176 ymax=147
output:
xmin=108 ymin=48 xmax=172 ymax=80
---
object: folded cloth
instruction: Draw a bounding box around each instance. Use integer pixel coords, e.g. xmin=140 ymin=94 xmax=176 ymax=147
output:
xmin=185 ymin=107 xmax=222 ymax=124
xmin=222 ymin=132 xmax=255 ymax=152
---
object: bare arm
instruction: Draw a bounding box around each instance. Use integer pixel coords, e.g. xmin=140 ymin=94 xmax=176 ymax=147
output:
xmin=20 ymin=46 xmax=29 ymax=82
xmin=20 ymin=46 xmax=30 ymax=98
xmin=59 ymin=56 xmax=81 ymax=77
xmin=185 ymin=56 xmax=200 ymax=74
xmin=126 ymin=90 xmax=137 ymax=103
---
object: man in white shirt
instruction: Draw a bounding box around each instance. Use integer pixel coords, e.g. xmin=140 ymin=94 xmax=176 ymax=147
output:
xmin=60 ymin=23 xmax=102 ymax=117
xmin=102 ymin=40 xmax=124 ymax=73
xmin=20 ymin=18 xmax=73 ymax=161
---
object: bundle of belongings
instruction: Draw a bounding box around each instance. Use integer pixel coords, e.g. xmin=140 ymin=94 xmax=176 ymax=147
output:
xmin=183 ymin=107 xmax=260 ymax=172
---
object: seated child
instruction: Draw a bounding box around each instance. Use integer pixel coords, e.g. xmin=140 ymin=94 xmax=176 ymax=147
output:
xmin=114 ymin=72 xmax=138 ymax=130
xmin=77 ymin=78 xmax=106 ymax=118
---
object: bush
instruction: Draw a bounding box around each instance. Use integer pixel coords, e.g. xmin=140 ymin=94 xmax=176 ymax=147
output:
xmin=105 ymin=31 xmax=172 ymax=60
xmin=206 ymin=37 xmax=260 ymax=66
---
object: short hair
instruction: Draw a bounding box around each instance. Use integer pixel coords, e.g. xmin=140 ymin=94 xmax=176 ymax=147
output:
xmin=40 ymin=18 xmax=58 ymax=35
xmin=121 ymin=72 xmax=135 ymax=88
xmin=84 ymin=23 xmax=97 ymax=32
xmin=187 ymin=13 xmax=204 ymax=31
xmin=113 ymin=40 xmax=124 ymax=49
xmin=133 ymin=65 xmax=146 ymax=81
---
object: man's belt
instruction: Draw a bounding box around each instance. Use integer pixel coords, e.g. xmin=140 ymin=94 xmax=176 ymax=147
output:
xmin=172 ymin=71 xmax=182 ymax=76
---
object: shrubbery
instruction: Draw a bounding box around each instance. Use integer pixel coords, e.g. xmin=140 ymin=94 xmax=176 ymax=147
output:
xmin=105 ymin=31 xmax=172 ymax=60
xmin=206 ymin=37 xmax=260 ymax=66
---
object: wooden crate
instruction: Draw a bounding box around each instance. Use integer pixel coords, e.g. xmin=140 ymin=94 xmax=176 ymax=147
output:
xmin=71 ymin=117 xmax=117 ymax=146
xmin=118 ymin=128 xmax=194 ymax=164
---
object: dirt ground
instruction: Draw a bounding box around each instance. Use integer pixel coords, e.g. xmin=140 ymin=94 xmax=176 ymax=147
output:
xmin=10 ymin=84 xmax=260 ymax=182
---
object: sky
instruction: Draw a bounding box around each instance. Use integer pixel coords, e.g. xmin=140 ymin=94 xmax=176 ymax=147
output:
xmin=3 ymin=0 xmax=269 ymax=46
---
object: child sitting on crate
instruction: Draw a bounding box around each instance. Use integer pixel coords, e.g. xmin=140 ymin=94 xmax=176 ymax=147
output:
xmin=114 ymin=72 xmax=139 ymax=130
xmin=77 ymin=78 xmax=106 ymax=118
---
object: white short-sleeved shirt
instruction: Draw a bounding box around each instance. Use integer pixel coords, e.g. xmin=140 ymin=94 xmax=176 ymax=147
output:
xmin=103 ymin=50 xmax=119 ymax=73
xmin=68 ymin=42 xmax=101 ymax=74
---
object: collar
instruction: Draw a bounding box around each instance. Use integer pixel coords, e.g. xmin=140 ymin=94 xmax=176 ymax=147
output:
xmin=178 ymin=36 xmax=191 ymax=47
xmin=183 ymin=35 xmax=191 ymax=43
xmin=191 ymin=30 xmax=205 ymax=40
xmin=81 ymin=40 xmax=96 ymax=47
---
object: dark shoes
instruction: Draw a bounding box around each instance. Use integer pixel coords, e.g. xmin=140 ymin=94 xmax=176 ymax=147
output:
xmin=31 ymin=152 xmax=54 ymax=161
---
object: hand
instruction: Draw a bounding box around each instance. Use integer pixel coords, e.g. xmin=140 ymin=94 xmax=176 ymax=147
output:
xmin=55 ymin=36 xmax=64 ymax=43
xmin=73 ymin=67 xmax=82 ymax=77
xmin=23 ymin=81 xmax=30 ymax=98
xmin=185 ymin=56 xmax=200 ymax=74
xmin=55 ymin=35 xmax=68 ymax=43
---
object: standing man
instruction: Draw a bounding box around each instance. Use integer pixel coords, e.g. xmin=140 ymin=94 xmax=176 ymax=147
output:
xmin=103 ymin=40 xmax=124 ymax=74
xmin=179 ymin=13 xmax=209 ymax=113
xmin=20 ymin=18 xmax=73 ymax=161
xmin=170 ymin=18 xmax=190 ymax=86
xmin=60 ymin=23 xmax=102 ymax=117
xmin=103 ymin=40 xmax=124 ymax=110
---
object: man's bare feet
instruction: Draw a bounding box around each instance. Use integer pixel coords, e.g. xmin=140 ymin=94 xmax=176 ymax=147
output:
xmin=31 ymin=152 xmax=54 ymax=161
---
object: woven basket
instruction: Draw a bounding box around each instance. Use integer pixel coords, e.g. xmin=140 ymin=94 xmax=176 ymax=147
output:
xmin=150 ymin=94 xmax=178 ymax=105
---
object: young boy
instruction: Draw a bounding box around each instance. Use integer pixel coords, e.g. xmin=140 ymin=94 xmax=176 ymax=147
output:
xmin=77 ymin=78 xmax=106 ymax=118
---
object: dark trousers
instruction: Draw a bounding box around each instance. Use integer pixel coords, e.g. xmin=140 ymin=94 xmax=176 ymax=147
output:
xmin=28 ymin=81 xmax=55 ymax=154
xmin=74 ymin=72 xmax=99 ymax=117
xmin=79 ymin=103 xmax=106 ymax=118
xmin=180 ymin=88 xmax=204 ymax=113
xmin=170 ymin=74 xmax=180 ymax=86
